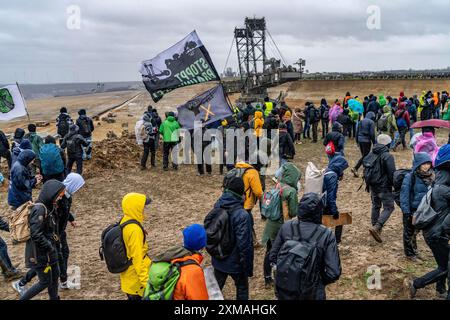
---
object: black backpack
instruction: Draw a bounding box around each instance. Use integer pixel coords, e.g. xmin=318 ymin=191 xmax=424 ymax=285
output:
xmin=363 ymin=152 xmax=383 ymax=191
xmin=57 ymin=115 xmax=71 ymax=137
xmin=79 ymin=118 xmax=92 ymax=136
xmin=99 ymin=219 xmax=146 ymax=274
xmin=204 ymin=208 xmax=234 ymax=260
xmin=393 ymin=169 xmax=413 ymax=207
xmin=275 ymin=221 xmax=326 ymax=299
xmin=223 ymin=167 xmax=251 ymax=192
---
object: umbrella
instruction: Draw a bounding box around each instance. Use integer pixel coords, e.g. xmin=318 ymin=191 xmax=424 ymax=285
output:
xmin=347 ymin=99 xmax=364 ymax=114
xmin=411 ymin=119 xmax=450 ymax=129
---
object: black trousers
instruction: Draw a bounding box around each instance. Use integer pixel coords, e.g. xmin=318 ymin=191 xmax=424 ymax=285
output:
xmin=58 ymin=230 xmax=70 ymax=283
xmin=214 ymin=269 xmax=249 ymax=300
xmin=321 ymin=119 xmax=329 ymax=138
xmin=354 ymin=142 xmax=372 ymax=171
xmin=127 ymin=294 xmax=142 ymax=300
xmin=196 ymin=142 xmax=212 ymax=175
xmin=67 ymin=157 xmax=83 ymax=175
xmin=163 ymin=142 xmax=178 ymax=169
xmin=20 ymin=264 xmax=60 ymax=300
xmin=0 ymin=150 xmax=12 ymax=169
xmin=141 ymin=140 xmax=156 ymax=168
xmin=264 ymin=240 xmax=273 ymax=279
xmin=43 ymin=172 xmax=65 ymax=183
xmin=414 ymin=237 xmax=448 ymax=293
xmin=394 ymin=127 xmax=408 ymax=149
xmin=403 ymin=215 xmax=418 ymax=257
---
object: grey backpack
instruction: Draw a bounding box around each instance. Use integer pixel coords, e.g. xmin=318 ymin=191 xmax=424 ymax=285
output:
xmin=412 ymin=189 xmax=439 ymax=230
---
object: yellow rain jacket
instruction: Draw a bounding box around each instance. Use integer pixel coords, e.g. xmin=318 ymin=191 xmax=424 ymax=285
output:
xmin=254 ymin=111 xmax=264 ymax=137
xmin=264 ymin=101 xmax=273 ymax=117
xmin=119 ymin=193 xmax=151 ymax=297
xmin=235 ymin=162 xmax=263 ymax=210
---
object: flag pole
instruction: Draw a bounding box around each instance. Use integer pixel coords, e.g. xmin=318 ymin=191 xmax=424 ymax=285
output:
xmin=16 ymin=82 xmax=31 ymax=123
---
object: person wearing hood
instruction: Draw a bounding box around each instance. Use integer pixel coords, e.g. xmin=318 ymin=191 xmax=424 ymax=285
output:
xmin=151 ymin=224 xmax=209 ymax=300
xmin=159 ymin=111 xmax=181 ymax=171
xmin=262 ymin=162 xmax=301 ymax=288
xmin=11 ymin=138 xmax=32 ymax=167
xmin=320 ymin=98 xmax=330 ymax=139
xmin=151 ymin=108 xmax=162 ymax=149
xmin=269 ymin=193 xmax=341 ymax=300
xmin=75 ymin=109 xmax=94 ymax=160
xmin=140 ymin=112 xmax=158 ymax=170
xmin=8 ymin=150 xmax=41 ymax=209
xmin=410 ymin=145 xmax=450 ymax=299
xmin=400 ymin=153 xmax=434 ymax=261
xmin=56 ymin=107 xmax=73 ymax=145
xmin=212 ymin=176 xmax=253 ymax=300
xmin=393 ymin=102 xmax=410 ymax=151
xmin=303 ymin=102 xmax=313 ymax=139
xmin=24 ymin=124 xmax=43 ymax=160
xmin=352 ymin=111 xmax=376 ymax=177
xmin=40 ymin=135 xmax=66 ymax=182
xmin=15 ymin=180 xmax=66 ymax=300
xmin=323 ymin=122 xmax=345 ymax=157
xmin=367 ymin=95 xmax=380 ymax=116
xmin=56 ymin=173 xmax=85 ymax=289
xmin=309 ymin=103 xmax=320 ymax=143
xmin=278 ymin=123 xmax=295 ymax=165
xmin=323 ymin=154 xmax=349 ymax=244
xmin=337 ymin=108 xmax=352 ymax=137
xmin=378 ymin=105 xmax=397 ymax=143
xmin=407 ymin=98 xmax=418 ymax=140
xmin=413 ymin=127 xmax=439 ymax=165
xmin=253 ymin=110 xmax=265 ymax=138
xmin=292 ymin=108 xmax=303 ymax=144
xmin=0 ymin=216 xmax=22 ymax=281
xmin=365 ymin=134 xmax=397 ymax=243
xmin=11 ymin=128 xmax=25 ymax=150
xmin=379 ymin=95 xmax=387 ymax=109
xmin=0 ymin=129 xmax=12 ymax=169
xmin=329 ymin=102 xmax=343 ymax=125
xmin=61 ymin=124 xmax=88 ymax=175
xmin=119 ymin=193 xmax=152 ymax=299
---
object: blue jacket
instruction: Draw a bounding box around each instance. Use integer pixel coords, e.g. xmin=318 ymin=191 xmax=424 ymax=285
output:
xmin=323 ymin=155 xmax=349 ymax=216
xmin=356 ymin=111 xmax=376 ymax=144
xmin=400 ymin=152 xmax=433 ymax=216
xmin=211 ymin=191 xmax=254 ymax=277
xmin=8 ymin=150 xmax=37 ymax=208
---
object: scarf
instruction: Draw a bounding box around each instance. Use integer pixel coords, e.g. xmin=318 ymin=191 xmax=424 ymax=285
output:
xmin=416 ymin=169 xmax=435 ymax=186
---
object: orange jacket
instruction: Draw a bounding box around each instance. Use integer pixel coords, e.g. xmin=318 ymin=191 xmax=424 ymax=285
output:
xmin=433 ymin=92 xmax=439 ymax=106
xmin=172 ymin=253 xmax=209 ymax=300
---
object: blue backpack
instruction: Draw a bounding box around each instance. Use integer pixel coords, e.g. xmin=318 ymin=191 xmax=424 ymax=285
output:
xmin=40 ymin=144 xmax=64 ymax=175
xmin=261 ymin=184 xmax=283 ymax=221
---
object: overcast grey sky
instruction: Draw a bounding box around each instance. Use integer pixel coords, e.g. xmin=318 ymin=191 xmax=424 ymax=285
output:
xmin=1 ymin=0 xmax=449 ymax=84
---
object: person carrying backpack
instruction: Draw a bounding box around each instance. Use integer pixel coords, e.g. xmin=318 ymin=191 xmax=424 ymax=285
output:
xmin=210 ymin=176 xmax=253 ymax=300
xmin=269 ymin=192 xmax=341 ymax=300
xmin=323 ymin=122 xmax=345 ymax=159
xmin=11 ymin=138 xmax=32 ymax=167
xmin=56 ymin=107 xmax=73 ymax=145
xmin=24 ymin=124 xmax=44 ymax=165
xmin=337 ymin=108 xmax=352 ymax=138
xmin=393 ymin=102 xmax=410 ymax=151
xmin=144 ymin=224 xmax=208 ymax=300
xmin=40 ymin=135 xmax=66 ymax=182
xmin=292 ymin=108 xmax=303 ymax=144
xmin=140 ymin=113 xmax=158 ymax=170
xmin=409 ymin=145 xmax=450 ymax=299
xmin=378 ymin=105 xmax=398 ymax=144
xmin=8 ymin=150 xmax=42 ymax=210
xmin=363 ymin=134 xmax=397 ymax=243
xmin=119 ymin=193 xmax=152 ymax=300
xmin=0 ymin=129 xmax=12 ymax=169
xmin=159 ymin=111 xmax=181 ymax=171
xmin=76 ymin=109 xmax=94 ymax=160
xmin=352 ymin=111 xmax=376 ymax=177
xmin=400 ymin=152 xmax=434 ymax=261
xmin=303 ymin=102 xmax=313 ymax=139
xmin=320 ymin=99 xmax=330 ymax=139
xmin=407 ymin=98 xmax=418 ymax=140
xmin=61 ymin=124 xmax=88 ymax=175
xmin=323 ymin=154 xmax=349 ymax=244
xmin=262 ymin=162 xmax=301 ymax=288
xmin=0 ymin=216 xmax=22 ymax=281
xmin=309 ymin=104 xmax=321 ymax=143
xmin=279 ymin=123 xmax=295 ymax=166
xmin=57 ymin=173 xmax=84 ymax=289
xmin=13 ymin=180 xmax=66 ymax=300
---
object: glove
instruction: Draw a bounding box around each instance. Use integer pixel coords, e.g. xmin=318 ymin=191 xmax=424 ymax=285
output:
xmin=333 ymin=214 xmax=340 ymax=220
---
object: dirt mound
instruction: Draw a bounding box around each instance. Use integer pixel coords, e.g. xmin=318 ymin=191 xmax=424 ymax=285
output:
xmin=84 ymin=131 xmax=141 ymax=177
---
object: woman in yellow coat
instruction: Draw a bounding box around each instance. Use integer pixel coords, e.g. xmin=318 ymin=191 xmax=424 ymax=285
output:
xmin=119 ymin=193 xmax=152 ymax=299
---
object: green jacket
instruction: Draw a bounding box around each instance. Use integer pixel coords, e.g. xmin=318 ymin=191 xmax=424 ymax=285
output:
xmin=24 ymin=132 xmax=44 ymax=159
xmin=159 ymin=116 xmax=180 ymax=142
xmin=262 ymin=162 xmax=301 ymax=245
xmin=382 ymin=105 xmax=397 ymax=137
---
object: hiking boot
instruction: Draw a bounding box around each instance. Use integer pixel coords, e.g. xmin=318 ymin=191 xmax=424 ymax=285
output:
xmin=12 ymin=280 xmax=27 ymax=297
xmin=163 ymin=167 xmax=169 ymax=171
xmin=408 ymin=280 xmax=417 ymax=299
xmin=173 ymin=165 xmax=178 ymax=171
xmin=369 ymin=224 xmax=383 ymax=243
xmin=264 ymin=277 xmax=274 ymax=289
xmin=351 ymin=168 xmax=359 ymax=178
xmin=3 ymin=269 xmax=22 ymax=281
xmin=140 ymin=166 xmax=147 ymax=171
xmin=406 ymin=255 xmax=418 ymax=262
xmin=60 ymin=281 xmax=70 ymax=290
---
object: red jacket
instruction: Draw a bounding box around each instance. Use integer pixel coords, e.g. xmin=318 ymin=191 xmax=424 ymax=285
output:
xmin=395 ymin=104 xmax=410 ymax=128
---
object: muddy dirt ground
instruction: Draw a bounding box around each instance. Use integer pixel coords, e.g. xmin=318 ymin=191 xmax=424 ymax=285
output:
xmin=1 ymin=79 xmax=449 ymax=300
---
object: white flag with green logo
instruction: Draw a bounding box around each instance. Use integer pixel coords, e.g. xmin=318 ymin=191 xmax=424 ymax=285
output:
xmin=0 ymin=84 xmax=28 ymax=121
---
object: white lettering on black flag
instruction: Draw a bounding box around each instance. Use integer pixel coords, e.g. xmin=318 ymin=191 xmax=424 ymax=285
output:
xmin=177 ymin=84 xmax=232 ymax=130
xmin=139 ymin=30 xmax=220 ymax=102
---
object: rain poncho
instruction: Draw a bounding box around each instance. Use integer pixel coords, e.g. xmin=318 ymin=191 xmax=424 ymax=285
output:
xmin=329 ymin=104 xmax=343 ymax=124
xmin=413 ymin=132 xmax=439 ymax=165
